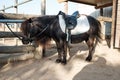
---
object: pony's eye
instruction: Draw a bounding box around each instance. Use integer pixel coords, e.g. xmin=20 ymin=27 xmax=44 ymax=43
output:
xmin=68 ymin=21 xmax=72 ymax=24
xmin=69 ymin=21 xmax=74 ymax=25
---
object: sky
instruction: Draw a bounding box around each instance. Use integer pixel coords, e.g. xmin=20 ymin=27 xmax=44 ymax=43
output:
xmin=0 ymin=0 xmax=96 ymax=15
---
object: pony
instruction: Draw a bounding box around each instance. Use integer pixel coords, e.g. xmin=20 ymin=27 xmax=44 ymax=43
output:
xmin=20 ymin=11 xmax=102 ymax=64
xmin=20 ymin=11 xmax=72 ymax=64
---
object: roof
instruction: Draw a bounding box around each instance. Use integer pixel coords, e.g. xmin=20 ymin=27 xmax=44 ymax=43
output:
xmin=57 ymin=0 xmax=112 ymax=8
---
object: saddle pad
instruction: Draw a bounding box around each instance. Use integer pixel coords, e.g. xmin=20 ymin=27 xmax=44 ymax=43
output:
xmin=59 ymin=15 xmax=66 ymax=33
xmin=71 ymin=15 xmax=90 ymax=35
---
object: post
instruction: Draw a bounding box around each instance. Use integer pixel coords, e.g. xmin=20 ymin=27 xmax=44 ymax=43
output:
xmin=64 ymin=1 xmax=70 ymax=59
xmin=41 ymin=0 xmax=46 ymax=15
xmin=100 ymin=8 xmax=103 ymax=16
xmin=64 ymin=1 xmax=68 ymax=14
xmin=1 ymin=5 xmax=6 ymax=43
xmin=14 ymin=0 xmax=19 ymax=45
xmin=100 ymin=8 xmax=105 ymax=39
xmin=15 ymin=0 xmax=18 ymax=13
xmin=111 ymin=0 xmax=117 ymax=48
xmin=32 ymin=0 xmax=47 ymax=59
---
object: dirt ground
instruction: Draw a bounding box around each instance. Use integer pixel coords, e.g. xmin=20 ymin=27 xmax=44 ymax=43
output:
xmin=0 ymin=40 xmax=120 ymax=80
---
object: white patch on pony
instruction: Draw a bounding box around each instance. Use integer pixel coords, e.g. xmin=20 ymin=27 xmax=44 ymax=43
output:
xmin=58 ymin=15 xmax=66 ymax=33
xmin=71 ymin=15 xmax=90 ymax=35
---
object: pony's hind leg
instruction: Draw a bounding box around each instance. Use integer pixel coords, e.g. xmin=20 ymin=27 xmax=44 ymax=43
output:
xmin=85 ymin=37 xmax=96 ymax=61
xmin=61 ymin=41 xmax=67 ymax=64
xmin=42 ymin=46 xmax=46 ymax=57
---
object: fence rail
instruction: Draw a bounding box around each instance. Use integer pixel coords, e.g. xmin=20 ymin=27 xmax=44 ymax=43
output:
xmin=0 ymin=13 xmax=39 ymax=19
xmin=0 ymin=45 xmax=35 ymax=53
xmin=0 ymin=32 xmax=22 ymax=38
xmin=0 ymin=0 xmax=32 ymax=11
xmin=0 ymin=19 xmax=25 ymax=23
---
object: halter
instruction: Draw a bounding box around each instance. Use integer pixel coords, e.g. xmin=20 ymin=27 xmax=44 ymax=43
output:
xmin=28 ymin=23 xmax=49 ymax=41
xmin=4 ymin=19 xmax=50 ymax=43
xmin=5 ymin=23 xmax=23 ymax=40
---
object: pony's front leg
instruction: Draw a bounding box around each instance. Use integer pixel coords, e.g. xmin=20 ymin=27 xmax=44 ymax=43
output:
xmin=42 ymin=45 xmax=46 ymax=57
xmin=61 ymin=41 xmax=67 ymax=64
xmin=56 ymin=42 xmax=62 ymax=63
xmin=56 ymin=48 xmax=62 ymax=63
xmin=55 ymin=41 xmax=67 ymax=64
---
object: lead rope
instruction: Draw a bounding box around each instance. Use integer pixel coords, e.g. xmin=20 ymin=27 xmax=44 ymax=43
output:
xmin=5 ymin=23 xmax=23 ymax=40
xmin=34 ymin=24 xmax=49 ymax=38
xmin=5 ymin=20 xmax=50 ymax=42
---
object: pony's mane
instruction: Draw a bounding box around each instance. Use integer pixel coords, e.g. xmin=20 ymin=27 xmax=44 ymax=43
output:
xmin=20 ymin=15 xmax=59 ymax=48
xmin=20 ymin=19 xmax=31 ymax=37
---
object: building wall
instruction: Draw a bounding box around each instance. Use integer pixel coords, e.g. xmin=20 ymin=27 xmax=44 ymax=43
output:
xmin=90 ymin=7 xmax=112 ymax=36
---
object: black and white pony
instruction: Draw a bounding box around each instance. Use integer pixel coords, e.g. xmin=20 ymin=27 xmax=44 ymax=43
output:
xmin=20 ymin=11 xmax=101 ymax=64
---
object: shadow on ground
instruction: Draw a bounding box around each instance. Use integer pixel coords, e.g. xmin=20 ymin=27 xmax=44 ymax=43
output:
xmin=0 ymin=42 xmax=120 ymax=80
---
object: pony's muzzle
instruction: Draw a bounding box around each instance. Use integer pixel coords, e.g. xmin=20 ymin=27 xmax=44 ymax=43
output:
xmin=21 ymin=37 xmax=31 ymax=44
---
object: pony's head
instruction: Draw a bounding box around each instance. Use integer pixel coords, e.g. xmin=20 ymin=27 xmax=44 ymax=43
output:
xmin=20 ymin=18 xmax=31 ymax=44
xmin=20 ymin=18 xmax=39 ymax=44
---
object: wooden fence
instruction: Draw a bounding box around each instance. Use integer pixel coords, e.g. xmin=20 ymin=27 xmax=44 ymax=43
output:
xmin=0 ymin=0 xmax=47 ymax=63
xmin=0 ymin=17 xmax=42 ymax=63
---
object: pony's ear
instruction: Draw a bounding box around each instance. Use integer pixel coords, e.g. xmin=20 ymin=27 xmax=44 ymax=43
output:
xmin=72 ymin=11 xmax=80 ymax=18
xmin=28 ymin=18 xmax=32 ymax=23
xmin=58 ymin=11 xmax=61 ymax=14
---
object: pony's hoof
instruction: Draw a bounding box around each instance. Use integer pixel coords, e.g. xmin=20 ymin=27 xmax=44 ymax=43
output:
xmin=61 ymin=59 xmax=67 ymax=65
xmin=42 ymin=55 xmax=46 ymax=58
xmin=86 ymin=57 xmax=92 ymax=62
xmin=56 ymin=59 xmax=61 ymax=63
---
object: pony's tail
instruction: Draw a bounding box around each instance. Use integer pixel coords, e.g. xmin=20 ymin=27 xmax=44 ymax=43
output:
xmin=96 ymin=20 xmax=102 ymax=43
xmin=93 ymin=20 xmax=102 ymax=48
xmin=87 ymin=16 xmax=102 ymax=44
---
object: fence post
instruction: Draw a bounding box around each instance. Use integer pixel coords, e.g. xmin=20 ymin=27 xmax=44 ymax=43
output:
xmin=64 ymin=1 xmax=68 ymax=14
xmin=32 ymin=0 xmax=47 ymax=59
xmin=41 ymin=0 xmax=46 ymax=15
xmin=14 ymin=0 xmax=19 ymax=45
xmin=32 ymin=41 xmax=43 ymax=59
xmin=1 ymin=5 xmax=5 ymax=43
xmin=100 ymin=8 xmax=105 ymax=39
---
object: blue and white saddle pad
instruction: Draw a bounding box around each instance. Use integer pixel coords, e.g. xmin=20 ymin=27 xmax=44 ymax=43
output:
xmin=58 ymin=14 xmax=90 ymax=34
xmin=71 ymin=15 xmax=90 ymax=35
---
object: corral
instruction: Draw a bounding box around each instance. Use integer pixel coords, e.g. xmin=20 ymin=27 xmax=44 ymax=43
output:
xmin=0 ymin=0 xmax=120 ymax=80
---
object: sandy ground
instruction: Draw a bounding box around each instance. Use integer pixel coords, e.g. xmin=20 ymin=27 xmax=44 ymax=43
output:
xmin=0 ymin=40 xmax=120 ymax=80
